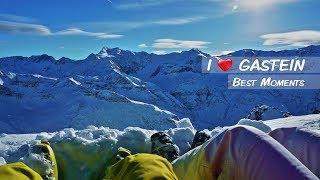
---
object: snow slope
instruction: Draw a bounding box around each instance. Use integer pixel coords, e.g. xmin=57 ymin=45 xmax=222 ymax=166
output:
xmin=0 ymin=69 xmax=186 ymax=133
xmin=0 ymin=114 xmax=319 ymax=179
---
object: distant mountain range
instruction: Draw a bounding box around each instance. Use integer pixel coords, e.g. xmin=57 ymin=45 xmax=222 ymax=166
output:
xmin=0 ymin=45 xmax=319 ymax=133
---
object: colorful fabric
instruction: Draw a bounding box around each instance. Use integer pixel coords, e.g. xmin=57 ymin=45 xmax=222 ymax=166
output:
xmin=270 ymin=127 xmax=320 ymax=177
xmin=172 ymin=126 xmax=318 ymax=180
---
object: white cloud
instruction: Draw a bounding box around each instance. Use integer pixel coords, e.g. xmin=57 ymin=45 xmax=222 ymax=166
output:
xmin=152 ymin=50 xmax=167 ymax=55
xmin=116 ymin=0 xmax=173 ymax=9
xmin=55 ymin=28 xmax=122 ymax=39
xmin=0 ymin=14 xmax=36 ymax=23
xmin=229 ymin=0 xmax=297 ymax=12
xmin=78 ymin=15 xmax=206 ymax=33
xmin=0 ymin=21 xmax=51 ymax=35
xmin=155 ymin=16 xmax=206 ymax=25
xmin=260 ymin=30 xmax=320 ymax=47
xmin=153 ymin=39 xmax=211 ymax=49
xmin=0 ymin=21 xmax=123 ymax=39
xmin=138 ymin=43 xmax=148 ymax=48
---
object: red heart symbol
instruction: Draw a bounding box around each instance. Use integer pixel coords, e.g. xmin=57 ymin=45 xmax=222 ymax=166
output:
xmin=218 ymin=58 xmax=233 ymax=72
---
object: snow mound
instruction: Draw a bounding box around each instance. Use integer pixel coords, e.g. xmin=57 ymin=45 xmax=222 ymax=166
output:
xmin=175 ymin=118 xmax=194 ymax=129
xmin=20 ymin=142 xmax=54 ymax=178
xmin=237 ymin=119 xmax=272 ymax=133
xmin=167 ymin=127 xmax=195 ymax=153
xmin=265 ymin=114 xmax=320 ymax=131
xmin=298 ymin=119 xmax=320 ymax=134
xmin=0 ymin=157 xmax=6 ymax=165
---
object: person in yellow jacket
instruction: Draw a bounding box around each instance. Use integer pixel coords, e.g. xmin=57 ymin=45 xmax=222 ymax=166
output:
xmin=105 ymin=150 xmax=178 ymax=180
xmin=104 ymin=131 xmax=180 ymax=180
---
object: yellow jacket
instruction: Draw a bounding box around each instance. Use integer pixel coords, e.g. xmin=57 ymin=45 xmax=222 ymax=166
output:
xmin=106 ymin=153 xmax=178 ymax=180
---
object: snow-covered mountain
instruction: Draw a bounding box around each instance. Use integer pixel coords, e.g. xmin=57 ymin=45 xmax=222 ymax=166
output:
xmin=0 ymin=46 xmax=320 ymax=133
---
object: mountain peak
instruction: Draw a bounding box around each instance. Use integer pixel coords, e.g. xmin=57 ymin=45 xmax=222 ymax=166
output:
xmin=97 ymin=47 xmax=116 ymax=58
xmin=191 ymin=48 xmax=200 ymax=51
xmin=29 ymin=54 xmax=56 ymax=62
xmin=84 ymin=53 xmax=98 ymax=60
xmin=187 ymin=48 xmax=209 ymax=55
xmin=96 ymin=47 xmax=140 ymax=59
xmin=100 ymin=47 xmax=121 ymax=52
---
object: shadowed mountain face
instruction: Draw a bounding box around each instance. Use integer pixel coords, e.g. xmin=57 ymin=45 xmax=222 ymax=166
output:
xmin=0 ymin=46 xmax=319 ymax=133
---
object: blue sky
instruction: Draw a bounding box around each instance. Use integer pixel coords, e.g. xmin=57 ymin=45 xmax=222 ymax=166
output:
xmin=0 ymin=0 xmax=320 ymax=59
